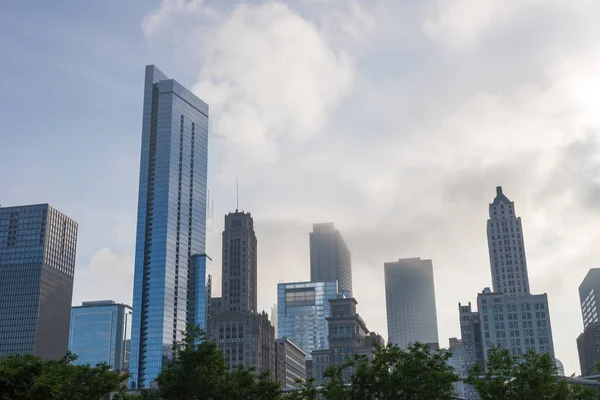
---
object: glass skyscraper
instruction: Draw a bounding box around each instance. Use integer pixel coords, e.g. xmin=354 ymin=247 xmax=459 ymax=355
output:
xmin=68 ymin=301 xmax=132 ymax=371
xmin=310 ymin=223 xmax=352 ymax=295
xmin=129 ymin=65 xmax=209 ymax=388
xmin=0 ymin=204 xmax=78 ymax=360
xmin=277 ymin=281 xmax=338 ymax=358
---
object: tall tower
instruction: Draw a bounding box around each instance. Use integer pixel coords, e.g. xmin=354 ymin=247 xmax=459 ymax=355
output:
xmin=222 ymin=211 xmax=258 ymax=313
xmin=384 ymin=257 xmax=439 ymax=349
xmin=486 ymin=186 xmax=530 ymax=295
xmin=0 ymin=204 xmax=78 ymax=360
xmin=129 ymin=65 xmax=209 ymax=389
xmin=309 ymin=223 xmax=352 ymax=295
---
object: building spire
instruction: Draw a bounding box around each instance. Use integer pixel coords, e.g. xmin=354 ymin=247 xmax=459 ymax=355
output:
xmin=496 ymin=186 xmax=503 ymax=196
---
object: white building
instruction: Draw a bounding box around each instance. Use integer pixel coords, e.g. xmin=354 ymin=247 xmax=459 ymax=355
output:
xmin=385 ymin=257 xmax=439 ymax=349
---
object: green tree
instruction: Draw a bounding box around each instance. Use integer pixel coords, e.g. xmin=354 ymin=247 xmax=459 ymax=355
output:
xmin=284 ymin=378 xmax=319 ymax=400
xmin=0 ymin=351 xmax=128 ymax=400
xmin=467 ymin=347 xmax=596 ymax=400
xmin=155 ymin=326 xmax=282 ymax=399
xmin=347 ymin=342 xmax=458 ymax=400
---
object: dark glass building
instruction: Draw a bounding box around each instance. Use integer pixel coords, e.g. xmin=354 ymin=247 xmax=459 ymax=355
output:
xmin=309 ymin=223 xmax=352 ymax=296
xmin=129 ymin=65 xmax=209 ymax=388
xmin=68 ymin=301 xmax=132 ymax=371
xmin=0 ymin=204 xmax=78 ymax=360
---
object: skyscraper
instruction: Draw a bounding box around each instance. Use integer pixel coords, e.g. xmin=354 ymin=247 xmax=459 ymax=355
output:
xmin=310 ymin=223 xmax=352 ymax=295
xmin=577 ymin=269 xmax=600 ymax=377
xmin=277 ymin=281 xmax=338 ymax=357
xmin=129 ymin=65 xmax=209 ymax=388
xmin=487 ymin=186 xmax=530 ymax=295
xmin=69 ymin=301 xmax=132 ymax=371
xmin=578 ymin=268 xmax=600 ymax=329
xmin=384 ymin=257 xmax=439 ymax=349
xmin=206 ymin=211 xmax=276 ymax=375
xmin=222 ymin=211 xmax=257 ymax=313
xmin=0 ymin=204 xmax=78 ymax=360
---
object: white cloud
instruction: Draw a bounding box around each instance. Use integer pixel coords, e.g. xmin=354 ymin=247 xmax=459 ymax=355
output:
xmin=72 ymin=248 xmax=134 ymax=306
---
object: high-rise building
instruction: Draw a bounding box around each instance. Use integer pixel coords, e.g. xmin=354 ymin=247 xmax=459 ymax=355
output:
xmin=447 ymin=338 xmax=467 ymax=400
xmin=206 ymin=211 xmax=276 ymax=376
xmin=477 ymin=288 xmax=554 ymax=360
xmin=270 ymin=303 xmax=278 ymax=338
xmin=129 ymin=65 xmax=209 ymax=389
xmin=222 ymin=211 xmax=257 ymax=313
xmin=311 ymin=296 xmax=384 ymax=384
xmin=274 ymin=337 xmax=307 ymax=389
xmin=187 ymin=254 xmax=211 ymax=333
xmin=277 ymin=281 xmax=338 ymax=357
xmin=310 ymin=223 xmax=352 ymax=295
xmin=68 ymin=301 xmax=132 ymax=371
xmin=579 ymin=268 xmax=600 ymax=329
xmin=0 ymin=204 xmax=78 ymax=360
xmin=487 ymin=186 xmax=530 ymax=295
xmin=384 ymin=257 xmax=439 ymax=349
xmin=577 ymin=321 xmax=600 ymax=377
xmin=458 ymin=303 xmax=482 ymax=400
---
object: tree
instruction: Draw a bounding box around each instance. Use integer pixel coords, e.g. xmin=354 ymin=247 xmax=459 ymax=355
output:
xmin=467 ymin=347 xmax=597 ymax=400
xmin=0 ymin=351 xmax=128 ymax=400
xmin=155 ymin=326 xmax=282 ymax=399
xmin=347 ymin=342 xmax=458 ymax=400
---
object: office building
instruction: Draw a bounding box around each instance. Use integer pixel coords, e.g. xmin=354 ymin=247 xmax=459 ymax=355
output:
xmin=487 ymin=186 xmax=530 ymax=295
xmin=0 ymin=204 xmax=77 ymax=360
xmin=311 ymin=296 xmax=384 ymax=384
xmin=310 ymin=223 xmax=352 ymax=295
xmin=129 ymin=65 xmax=209 ymax=389
xmin=277 ymin=281 xmax=338 ymax=357
xmin=447 ymin=338 xmax=467 ymax=400
xmin=384 ymin=257 xmax=439 ymax=349
xmin=274 ymin=337 xmax=306 ymax=389
xmin=477 ymin=288 xmax=554 ymax=360
xmin=187 ymin=254 xmax=211 ymax=332
xmin=206 ymin=311 xmax=275 ymax=373
xmin=222 ymin=211 xmax=257 ymax=313
xmin=579 ymin=269 xmax=600 ymax=329
xmin=458 ymin=303 xmax=482 ymax=400
xmin=577 ymin=321 xmax=600 ymax=377
xmin=68 ymin=301 xmax=132 ymax=371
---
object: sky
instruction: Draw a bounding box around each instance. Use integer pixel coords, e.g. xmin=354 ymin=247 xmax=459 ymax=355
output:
xmin=2 ymin=0 xmax=600 ymax=375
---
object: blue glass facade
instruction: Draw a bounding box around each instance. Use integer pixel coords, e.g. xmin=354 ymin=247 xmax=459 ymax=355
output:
xmin=187 ymin=254 xmax=211 ymax=334
xmin=0 ymin=204 xmax=77 ymax=360
xmin=277 ymin=281 xmax=338 ymax=358
xmin=68 ymin=301 xmax=132 ymax=371
xmin=129 ymin=65 xmax=209 ymax=388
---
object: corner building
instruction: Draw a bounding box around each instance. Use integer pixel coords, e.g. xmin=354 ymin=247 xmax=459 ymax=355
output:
xmin=129 ymin=65 xmax=209 ymax=389
xmin=0 ymin=204 xmax=77 ymax=360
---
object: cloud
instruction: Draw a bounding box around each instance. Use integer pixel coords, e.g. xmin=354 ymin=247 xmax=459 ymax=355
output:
xmin=72 ymin=248 xmax=134 ymax=306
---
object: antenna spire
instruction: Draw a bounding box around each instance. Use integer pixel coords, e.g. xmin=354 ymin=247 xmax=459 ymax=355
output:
xmin=236 ymin=177 xmax=239 ymax=212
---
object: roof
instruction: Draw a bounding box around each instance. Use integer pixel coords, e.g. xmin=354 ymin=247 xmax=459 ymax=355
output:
xmin=492 ymin=186 xmax=512 ymax=205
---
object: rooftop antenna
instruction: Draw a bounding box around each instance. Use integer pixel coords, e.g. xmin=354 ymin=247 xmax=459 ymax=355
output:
xmin=236 ymin=177 xmax=239 ymax=212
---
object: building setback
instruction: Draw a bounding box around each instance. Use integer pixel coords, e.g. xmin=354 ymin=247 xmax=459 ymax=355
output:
xmin=129 ymin=65 xmax=209 ymax=389
xmin=0 ymin=204 xmax=77 ymax=360
xmin=277 ymin=281 xmax=338 ymax=358
xmin=384 ymin=257 xmax=439 ymax=349
xmin=69 ymin=301 xmax=132 ymax=371
xmin=274 ymin=337 xmax=306 ymax=389
xmin=310 ymin=223 xmax=352 ymax=295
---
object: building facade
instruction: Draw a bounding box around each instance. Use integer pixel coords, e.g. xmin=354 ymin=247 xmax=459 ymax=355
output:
xmin=458 ymin=302 xmax=482 ymax=400
xmin=68 ymin=301 xmax=132 ymax=371
xmin=447 ymin=338 xmax=467 ymax=400
xmin=206 ymin=311 xmax=275 ymax=373
xmin=384 ymin=257 xmax=439 ymax=349
xmin=577 ymin=321 xmax=600 ymax=377
xmin=311 ymin=297 xmax=383 ymax=384
xmin=477 ymin=289 xmax=554 ymax=361
xmin=277 ymin=281 xmax=338 ymax=358
xmin=129 ymin=65 xmax=209 ymax=388
xmin=310 ymin=223 xmax=352 ymax=295
xmin=274 ymin=337 xmax=307 ymax=389
xmin=187 ymin=254 xmax=211 ymax=332
xmin=222 ymin=211 xmax=257 ymax=313
xmin=579 ymin=268 xmax=600 ymax=329
xmin=487 ymin=186 xmax=530 ymax=295
xmin=0 ymin=204 xmax=77 ymax=360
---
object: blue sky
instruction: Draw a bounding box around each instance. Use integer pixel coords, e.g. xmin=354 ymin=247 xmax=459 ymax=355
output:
xmin=3 ymin=0 xmax=600 ymax=375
